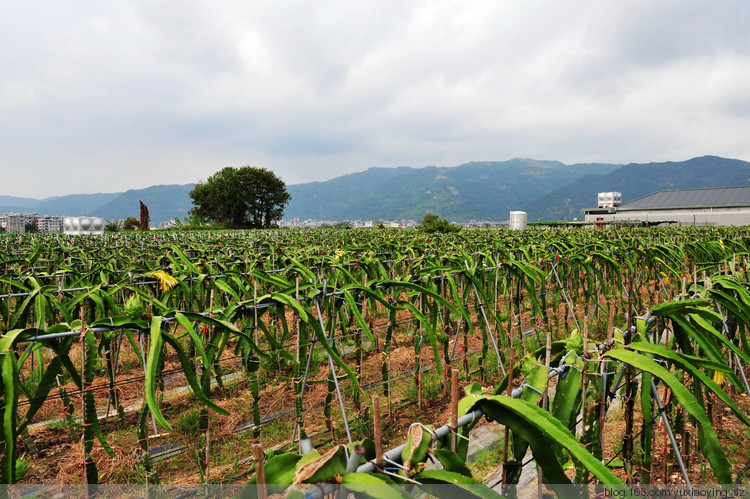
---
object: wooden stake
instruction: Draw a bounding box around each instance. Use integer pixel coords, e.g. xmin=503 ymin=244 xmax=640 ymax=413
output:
xmin=539 ymin=328 xmax=552 ymax=490
xmin=253 ymin=282 xmax=258 ymax=344
xmin=373 ymin=395 xmax=383 ymax=470
xmin=417 ymin=297 xmax=423 ymax=410
xmin=600 ymin=301 xmax=615 ymax=457
xmin=80 ymin=304 xmax=87 ymax=480
xmin=624 ymin=273 xmax=635 ymax=479
xmin=205 ymin=419 xmax=210 ymax=484
xmin=387 ymin=345 xmax=392 ymax=415
xmin=253 ymin=444 xmax=267 ymax=499
xmin=502 ymin=312 xmax=515 ymax=491
xmin=579 ymin=314 xmax=589 ymax=440
xmin=295 ymin=277 xmax=300 ymax=364
xmin=451 ymin=369 xmax=459 ymax=453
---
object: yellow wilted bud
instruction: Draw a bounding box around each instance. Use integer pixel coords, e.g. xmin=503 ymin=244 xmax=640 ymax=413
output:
xmin=148 ymin=270 xmax=179 ymax=292
xmin=719 ymin=239 xmax=725 ymax=251
xmin=713 ymin=370 xmax=726 ymax=385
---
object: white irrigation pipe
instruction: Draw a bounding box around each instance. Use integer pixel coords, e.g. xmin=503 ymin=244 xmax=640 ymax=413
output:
xmin=356 ymin=407 xmax=485 ymax=474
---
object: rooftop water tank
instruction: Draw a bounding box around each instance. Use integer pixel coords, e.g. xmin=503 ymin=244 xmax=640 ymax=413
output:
xmin=597 ymin=192 xmax=622 ymax=208
xmin=509 ymin=211 xmax=527 ymax=230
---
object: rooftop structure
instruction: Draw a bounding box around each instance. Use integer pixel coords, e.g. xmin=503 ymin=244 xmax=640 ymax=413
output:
xmin=622 ymin=186 xmax=750 ymax=210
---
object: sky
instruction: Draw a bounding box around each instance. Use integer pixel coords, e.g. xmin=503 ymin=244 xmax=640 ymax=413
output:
xmin=2 ymin=1 xmax=750 ymax=199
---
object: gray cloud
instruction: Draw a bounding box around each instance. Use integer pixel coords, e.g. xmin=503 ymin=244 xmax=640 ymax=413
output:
xmin=2 ymin=0 xmax=750 ymax=198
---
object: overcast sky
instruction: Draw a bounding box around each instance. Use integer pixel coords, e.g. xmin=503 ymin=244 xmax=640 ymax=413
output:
xmin=2 ymin=1 xmax=750 ymax=198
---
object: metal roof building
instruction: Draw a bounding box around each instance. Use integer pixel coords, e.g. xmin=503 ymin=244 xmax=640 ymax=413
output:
xmin=584 ymin=186 xmax=750 ymax=226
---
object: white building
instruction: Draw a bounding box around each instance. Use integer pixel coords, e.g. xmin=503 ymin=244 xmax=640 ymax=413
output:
xmin=36 ymin=215 xmax=64 ymax=233
xmin=0 ymin=213 xmax=26 ymax=233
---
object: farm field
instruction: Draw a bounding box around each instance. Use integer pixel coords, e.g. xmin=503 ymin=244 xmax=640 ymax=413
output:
xmin=1 ymin=226 xmax=749 ymax=496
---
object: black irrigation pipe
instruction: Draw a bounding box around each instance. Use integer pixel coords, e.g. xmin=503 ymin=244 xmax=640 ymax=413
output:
xmin=138 ymin=364 xmax=437 ymax=465
xmin=7 ymin=266 xmax=519 ymax=345
xmin=16 ymin=354 xmax=246 ymax=408
xmin=17 ymin=307 xmax=483 ymax=413
xmin=0 ymin=251 xmax=522 ymax=301
xmin=9 ymin=267 xmax=624 ymax=422
xmin=13 ymin=301 xmax=487 ymax=411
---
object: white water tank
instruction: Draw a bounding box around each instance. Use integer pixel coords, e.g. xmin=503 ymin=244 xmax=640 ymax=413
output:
xmin=63 ymin=216 xmax=106 ymax=235
xmin=597 ymin=192 xmax=622 ymax=208
xmin=509 ymin=211 xmax=527 ymax=230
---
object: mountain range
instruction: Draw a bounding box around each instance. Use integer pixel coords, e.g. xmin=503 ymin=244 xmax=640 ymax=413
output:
xmin=0 ymin=185 xmax=194 ymax=226
xmin=3 ymin=156 xmax=749 ymax=224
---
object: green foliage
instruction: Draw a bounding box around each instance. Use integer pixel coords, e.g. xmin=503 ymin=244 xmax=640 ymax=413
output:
xmin=122 ymin=217 xmax=140 ymax=230
xmin=170 ymin=214 xmax=224 ymax=230
xmin=189 ymin=166 xmax=290 ymax=229
xmin=1 ymin=225 xmax=750 ymax=487
xmin=15 ymin=454 xmax=29 ymax=481
xmin=123 ymin=294 xmax=145 ymax=320
xmin=419 ymin=213 xmax=461 ymax=234
xmin=174 ymin=409 xmax=203 ymax=438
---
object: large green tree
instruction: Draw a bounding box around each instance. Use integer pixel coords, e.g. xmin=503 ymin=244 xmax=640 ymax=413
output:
xmin=189 ymin=166 xmax=291 ymax=229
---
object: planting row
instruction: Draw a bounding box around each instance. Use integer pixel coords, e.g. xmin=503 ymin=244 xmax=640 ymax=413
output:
xmin=1 ymin=226 xmax=749 ymax=491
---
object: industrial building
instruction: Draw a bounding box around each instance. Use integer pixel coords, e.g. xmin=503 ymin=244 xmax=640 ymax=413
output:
xmin=584 ymin=186 xmax=750 ymax=226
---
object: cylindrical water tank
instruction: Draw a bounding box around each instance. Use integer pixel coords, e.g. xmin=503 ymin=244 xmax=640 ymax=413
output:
xmin=509 ymin=211 xmax=527 ymax=230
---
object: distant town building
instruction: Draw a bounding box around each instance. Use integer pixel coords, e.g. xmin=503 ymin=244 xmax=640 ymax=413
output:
xmin=279 ymin=218 xmax=420 ymax=229
xmin=21 ymin=212 xmax=37 ymax=228
xmin=0 ymin=213 xmax=26 ymax=233
xmin=1 ymin=212 xmax=37 ymax=233
xmin=36 ymin=215 xmax=64 ymax=233
xmin=0 ymin=212 xmax=64 ymax=233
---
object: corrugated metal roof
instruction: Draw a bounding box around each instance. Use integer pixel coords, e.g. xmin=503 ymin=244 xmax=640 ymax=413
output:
xmin=622 ymin=186 xmax=750 ymax=209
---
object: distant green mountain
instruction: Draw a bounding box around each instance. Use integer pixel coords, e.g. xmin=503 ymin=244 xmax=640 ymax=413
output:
xmin=90 ymin=184 xmax=194 ymax=224
xmin=0 ymin=186 xmax=194 ymax=225
xmin=38 ymin=193 xmax=121 ymax=216
xmin=0 ymin=193 xmax=120 ymax=217
xmin=286 ymin=166 xmax=415 ymax=220
xmin=522 ymin=156 xmax=750 ymax=221
xmin=285 ymin=159 xmax=620 ymax=221
xmin=0 ymin=195 xmax=40 ymax=211
xmin=4 ymin=156 xmax=749 ymax=225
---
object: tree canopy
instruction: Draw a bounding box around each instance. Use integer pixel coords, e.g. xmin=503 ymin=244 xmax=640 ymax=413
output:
xmin=189 ymin=166 xmax=291 ymax=229
xmin=418 ymin=213 xmax=460 ymax=234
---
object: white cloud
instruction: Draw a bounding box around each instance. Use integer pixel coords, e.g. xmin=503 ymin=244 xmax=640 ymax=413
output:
xmin=2 ymin=0 xmax=750 ymax=197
